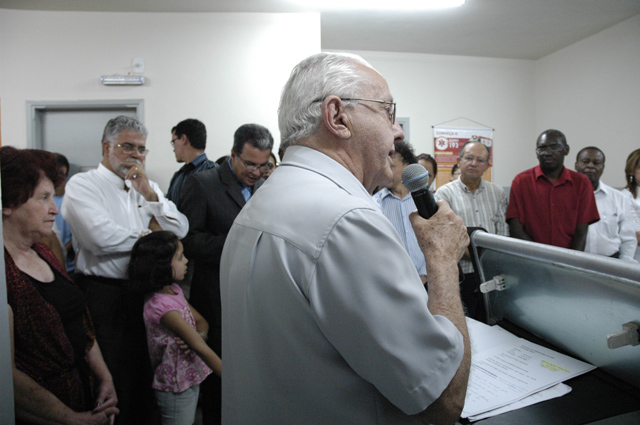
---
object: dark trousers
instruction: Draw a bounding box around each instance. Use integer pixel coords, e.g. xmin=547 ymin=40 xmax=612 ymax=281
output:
xmin=189 ymin=275 xmax=222 ymax=425
xmin=76 ymin=274 xmax=159 ymax=425
xmin=196 ymin=318 xmax=222 ymax=425
xmin=199 ymin=364 xmax=222 ymax=425
xmin=198 ymin=325 xmax=221 ymax=425
xmin=461 ymin=272 xmax=487 ymax=323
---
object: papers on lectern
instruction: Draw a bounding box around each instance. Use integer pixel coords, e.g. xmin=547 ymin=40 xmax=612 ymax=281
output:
xmin=462 ymin=318 xmax=596 ymax=420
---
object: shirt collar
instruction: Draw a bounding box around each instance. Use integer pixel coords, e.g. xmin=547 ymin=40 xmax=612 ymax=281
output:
xmin=534 ymin=165 xmax=572 ymax=185
xmin=227 ymin=156 xmax=251 ymax=191
xmin=178 ymin=153 xmax=209 ymax=173
xmin=282 ymin=145 xmax=377 ymax=207
xmin=456 ymin=177 xmax=485 ymax=193
xmin=376 ymin=187 xmax=411 ymax=200
xmin=97 ymin=162 xmax=126 ymax=187
xmin=191 ymin=152 xmax=208 ymax=166
xmin=376 ymin=187 xmax=393 ymax=199
xmin=594 ymin=180 xmax=610 ymax=195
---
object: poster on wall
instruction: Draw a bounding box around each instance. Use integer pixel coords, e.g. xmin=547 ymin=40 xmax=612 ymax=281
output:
xmin=432 ymin=123 xmax=494 ymax=190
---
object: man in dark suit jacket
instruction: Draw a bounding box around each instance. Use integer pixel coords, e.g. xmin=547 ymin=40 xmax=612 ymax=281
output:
xmin=178 ymin=123 xmax=274 ymax=425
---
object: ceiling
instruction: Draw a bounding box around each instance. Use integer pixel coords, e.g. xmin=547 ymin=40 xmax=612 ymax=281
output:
xmin=2 ymin=0 xmax=639 ymax=60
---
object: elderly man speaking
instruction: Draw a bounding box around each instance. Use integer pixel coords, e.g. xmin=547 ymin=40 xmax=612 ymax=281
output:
xmin=220 ymin=53 xmax=470 ymax=425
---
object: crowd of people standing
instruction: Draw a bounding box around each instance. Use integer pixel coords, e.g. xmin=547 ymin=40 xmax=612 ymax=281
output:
xmin=3 ymin=52 xmax=639 ymax=425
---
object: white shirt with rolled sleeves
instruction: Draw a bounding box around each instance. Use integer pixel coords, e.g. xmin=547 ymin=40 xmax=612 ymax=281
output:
xmin=585 ymin=181 xmax=637 ymax=262
xmin=220 ymin=145 xmax=464 ymax=425
xmin=62 ymin=163 xmax=189 ymax=278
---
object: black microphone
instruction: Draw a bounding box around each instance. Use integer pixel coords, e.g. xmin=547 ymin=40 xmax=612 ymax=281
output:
xmin=401 ymin=163 xmax=437 ymax=219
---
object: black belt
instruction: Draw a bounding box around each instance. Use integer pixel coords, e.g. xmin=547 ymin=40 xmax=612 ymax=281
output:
xmin=75 ymin=273 xmax=128 ymax=287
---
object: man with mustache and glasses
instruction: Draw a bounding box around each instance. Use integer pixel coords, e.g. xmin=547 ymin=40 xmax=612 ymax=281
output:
xmin=63 ymin=115 xmax=189 ymax=425
xmin=436 ymin=140 xmax=509 ymax=321
xmin=178 ymin=123 xmax=274 ymax=425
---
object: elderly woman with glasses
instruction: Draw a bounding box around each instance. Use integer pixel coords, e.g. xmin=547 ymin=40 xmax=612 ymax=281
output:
xmin=2 ymin=146 xmax=118 ymax=425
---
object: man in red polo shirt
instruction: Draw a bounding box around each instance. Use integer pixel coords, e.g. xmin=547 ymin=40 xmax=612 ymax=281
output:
xmin=506 ymin=129 xmax=599 ymax=250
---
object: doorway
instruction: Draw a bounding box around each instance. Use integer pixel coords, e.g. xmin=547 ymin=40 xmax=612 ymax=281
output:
xmin=27 ymin=99 xmax=144 ymax=176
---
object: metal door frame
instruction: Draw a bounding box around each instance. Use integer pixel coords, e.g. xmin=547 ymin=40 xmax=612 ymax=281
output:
xmin=26 ymin=99 xmax=145 ymax=149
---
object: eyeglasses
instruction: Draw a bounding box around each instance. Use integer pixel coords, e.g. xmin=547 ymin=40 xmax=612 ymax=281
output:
xmin=536 ymin=144 xmax=565 ymax=156
xmin=312 ymin=97 xmax=397 ymax=124
xmin=461 ymin=155 xmax=488 ymax=165
xmin=238 ymin=156 xmax=274 ymax=174
xmin=340 ymin=98 xmax=396 ymax=124
xmin=116 ymin=143 xmax=149 ymax=156
xmin=170 ymin=137 xmax=179 ymax=147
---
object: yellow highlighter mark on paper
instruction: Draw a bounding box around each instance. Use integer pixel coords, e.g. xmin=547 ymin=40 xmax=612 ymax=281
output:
xmin=540 ymin=360 xmax=570 ymax=373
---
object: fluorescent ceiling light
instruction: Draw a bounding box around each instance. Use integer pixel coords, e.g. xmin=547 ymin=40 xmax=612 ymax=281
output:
xmin=100 ymin=75 xmax=145 ymax=85
xmin=288 ymin=0 xmax=464 ymax=10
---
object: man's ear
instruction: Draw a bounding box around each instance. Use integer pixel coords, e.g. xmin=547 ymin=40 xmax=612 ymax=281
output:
xmin=323 ymin=96 xmax=352 ymax=140
xmin=101 ymin=141 xmax=110 ymax=157
xmin=2 ymin=207 xmax=11 ymax=218
xmin=564 ymin=144 xmax=570 ymax=156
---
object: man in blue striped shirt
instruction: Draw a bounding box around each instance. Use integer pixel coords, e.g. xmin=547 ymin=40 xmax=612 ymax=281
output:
xmin=373 ymin=140 xmax=427 ymax=284
xmin=166 ymin=118 xmax=217 ymax=207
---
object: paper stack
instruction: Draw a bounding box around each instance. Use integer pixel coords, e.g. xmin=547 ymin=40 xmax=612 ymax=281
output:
xmin=462 ymin=318 xmax=596 ymax=421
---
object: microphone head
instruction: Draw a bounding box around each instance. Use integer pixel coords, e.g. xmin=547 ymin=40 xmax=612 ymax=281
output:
xmin=402 ymin=163 xmax=430 ymax=193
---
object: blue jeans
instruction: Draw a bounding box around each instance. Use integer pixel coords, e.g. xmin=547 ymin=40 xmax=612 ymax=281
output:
xmin=155 ymin=385 xmax=200 ymax=425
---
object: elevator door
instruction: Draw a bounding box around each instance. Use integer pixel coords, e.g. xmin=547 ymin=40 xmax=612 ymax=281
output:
xmin=29 ymin=100 xmax=143 ymax=177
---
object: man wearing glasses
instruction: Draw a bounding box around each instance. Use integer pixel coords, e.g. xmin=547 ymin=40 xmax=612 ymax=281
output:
xmin=166 ymin=118 xmax=218 ymax=207
xmin=507 ymin=129 xmax=599 ymax=250
xmin=221 ymin=53 xmax=470 ymax=425
xmin=179 ymin=123 xmax=273 ymax=425
xmin=436 ymin=140 xmax=509 ymax=320
xmin=63 ymin=115 xmax=189 ymax=425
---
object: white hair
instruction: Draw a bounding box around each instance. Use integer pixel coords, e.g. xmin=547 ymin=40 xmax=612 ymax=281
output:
xmin=102 ymin=115 xmax=148 ymax=144
xmin=278 ymin=52 xmax=375 ymax=150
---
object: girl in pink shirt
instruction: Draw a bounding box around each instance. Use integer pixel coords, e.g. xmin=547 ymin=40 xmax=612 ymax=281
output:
xmin=129 ymin=231 xmax=222 ymax=425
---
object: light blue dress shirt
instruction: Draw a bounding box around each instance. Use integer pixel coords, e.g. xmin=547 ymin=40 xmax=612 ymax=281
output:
xmin=373 ymin=188 xmax=427 ymax=276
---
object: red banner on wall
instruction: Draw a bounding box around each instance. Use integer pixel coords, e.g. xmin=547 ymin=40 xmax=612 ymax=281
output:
xmin=433 ymin=126 xmax=494 ymax=189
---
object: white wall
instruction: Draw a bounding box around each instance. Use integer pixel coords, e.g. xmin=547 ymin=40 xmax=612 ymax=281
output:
xmin=1 ymin=10 xmax=636 ymax=189
xmin=341 ymin=15 xmax=640 ymax=188
xmin=535 ymin=14 xmax=640 ymax=188
xmin=342 ymin=50 xmax=536 ymax=186
xmin=0 ymin=10 xmax=321 ymax=190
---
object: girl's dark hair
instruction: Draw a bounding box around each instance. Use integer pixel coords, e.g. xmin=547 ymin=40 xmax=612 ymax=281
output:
xmin=128 ymin=231 xmax=180 ymax=294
